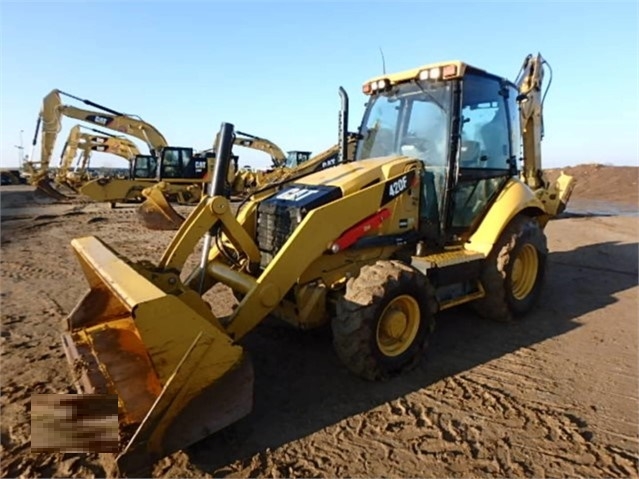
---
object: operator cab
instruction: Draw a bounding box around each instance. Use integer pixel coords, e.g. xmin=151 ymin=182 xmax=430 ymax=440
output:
xmin=357 ymin=61 xmax=520 ymax=245
xmin=285 ymin=150 xmax=312 ymax=169
xmin=131 ymin=154 xmax=158 ymax=179
xmin=160 ymin=147 xmax=208 ymax=180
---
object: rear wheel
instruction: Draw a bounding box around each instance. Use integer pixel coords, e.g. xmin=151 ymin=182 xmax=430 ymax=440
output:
xmin=473 ymin=215 xmax=548 ymax=321
xmin=332 ymin=260 xmax=437 ymax=381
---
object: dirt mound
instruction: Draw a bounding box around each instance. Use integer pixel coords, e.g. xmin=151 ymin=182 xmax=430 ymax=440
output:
xmin=546 ymin=164 xmax=638 ymax=206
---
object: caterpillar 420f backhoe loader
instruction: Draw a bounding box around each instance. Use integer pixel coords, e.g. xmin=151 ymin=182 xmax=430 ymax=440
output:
xmin=60 ymin=53 xmax=574 ymax=475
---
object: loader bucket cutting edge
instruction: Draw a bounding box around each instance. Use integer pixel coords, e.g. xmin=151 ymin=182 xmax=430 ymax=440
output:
xmin=137 ymin=188 xmax=185 ymax=230
xmin=61 ymin=236 xmax=254 ymax=473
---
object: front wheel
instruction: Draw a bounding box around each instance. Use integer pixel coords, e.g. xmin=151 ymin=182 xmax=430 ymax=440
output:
xmin=332 ymin=260 xmax=437 ymax=381
xmin=473 ymin=215 xmax=548 ymax=321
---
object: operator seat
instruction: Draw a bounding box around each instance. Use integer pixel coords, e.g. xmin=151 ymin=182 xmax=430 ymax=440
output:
xmin=478 ymin=107 xmax=508 ymax=167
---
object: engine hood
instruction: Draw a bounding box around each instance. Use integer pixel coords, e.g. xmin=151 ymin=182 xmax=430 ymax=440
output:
xmin=293 ymin=155 xmax=420 ymax=196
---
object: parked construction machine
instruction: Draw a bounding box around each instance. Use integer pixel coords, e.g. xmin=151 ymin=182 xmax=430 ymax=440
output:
xmin=55 ymin=125 xmax=141 ymax=192
xmin=134 ymin=130 xmax=306 ymax=230
xmin=145 ymin=132 xmax=359 ymax=231
xmin=60 ymin=53 xmax=574 ymax=474
xmin=28 ymin=89 xmax=216 ymax=208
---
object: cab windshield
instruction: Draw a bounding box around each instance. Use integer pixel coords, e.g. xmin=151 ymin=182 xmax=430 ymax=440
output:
xmin=356 ymin=80 xmax=453 ymax=167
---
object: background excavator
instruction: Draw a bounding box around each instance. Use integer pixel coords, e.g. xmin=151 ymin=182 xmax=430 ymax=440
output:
xmin=25 ymin=90 xmax=166 ymax=195
xmin=54 ymin=126 xmax=141 ymax=194
xmin=143 ymin=127 xmax=359 ymax=231
xmin=229 ymin=132 xmax=312 ymax=196
xmin=27 ymin=88 xmax=317 ymax=229
xmin=64 ymin=129 xmax=142 ymax=190
xmin=59 ymin=53 xmax=574 ymax=475
xmin=27 ymin=89 xmax=224 ymax=223
xmin=137 ymin=130 xmax=317 ymax=230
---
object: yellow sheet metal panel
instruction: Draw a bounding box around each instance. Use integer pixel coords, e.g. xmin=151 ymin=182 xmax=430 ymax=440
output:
xmin=71 ymin=237 xmax=167 ymax=309
xmin=465 ymin=178 xmax=547 ymax=255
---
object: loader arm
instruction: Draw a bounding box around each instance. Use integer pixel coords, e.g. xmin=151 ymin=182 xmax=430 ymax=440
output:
xmin=225 ymin=173 xmax=410 ymax=340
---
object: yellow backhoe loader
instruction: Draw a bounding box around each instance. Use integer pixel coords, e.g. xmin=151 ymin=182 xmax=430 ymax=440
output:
xmin=60 ymin=53 xmax=574 ymax=475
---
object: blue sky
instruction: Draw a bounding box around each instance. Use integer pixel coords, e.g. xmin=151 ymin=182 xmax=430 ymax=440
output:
xmin=1 ymin=0 xmax=637 ymax=170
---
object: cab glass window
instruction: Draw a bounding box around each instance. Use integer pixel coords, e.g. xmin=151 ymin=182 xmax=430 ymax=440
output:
xmin=459 ymin=74 xmax=510 ymax=170
xmin=162 ymin=149 xmax=182 ymax=178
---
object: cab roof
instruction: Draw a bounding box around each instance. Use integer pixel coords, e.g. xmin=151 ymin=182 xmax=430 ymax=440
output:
xmin=363 ymin=59 xmax=506 ymax=87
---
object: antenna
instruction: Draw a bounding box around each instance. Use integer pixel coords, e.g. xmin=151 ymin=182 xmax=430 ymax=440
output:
xmin=379 ymin=47 xmax=386 ymax=75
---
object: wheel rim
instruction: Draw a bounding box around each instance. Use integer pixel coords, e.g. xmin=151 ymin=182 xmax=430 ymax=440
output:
xmin=376 ymin=295 xmax=420 ymax=357
xmin=510 ymin=243 xmax=539 ymax=300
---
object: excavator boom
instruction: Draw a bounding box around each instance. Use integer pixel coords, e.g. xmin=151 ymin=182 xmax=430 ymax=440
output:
xmin=28 ymin=89 xmax=168 ymax=186
xmin=232 ymin=130 xmax=287 ymax=167
xmin=44 ymin=89 xmax=168 ymax=154
xmin=58 ymin=127 xmax=140 ymax=180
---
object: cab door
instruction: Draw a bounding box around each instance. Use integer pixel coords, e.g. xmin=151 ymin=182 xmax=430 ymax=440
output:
xmin=159 ymin=147 xmax=195 ymax=179
xmin=447 ymin=73 xmax=519 ymax=241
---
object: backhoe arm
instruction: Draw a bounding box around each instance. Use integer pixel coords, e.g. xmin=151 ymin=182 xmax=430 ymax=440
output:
xmin=516 ymin=53 xmax=575 ymax=214
xmin=516 ymin=53 xmax=548 ymax=190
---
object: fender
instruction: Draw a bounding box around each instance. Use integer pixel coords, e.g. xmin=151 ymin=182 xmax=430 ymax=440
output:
xmin=465 ymin=177 xmax=547 ymax=255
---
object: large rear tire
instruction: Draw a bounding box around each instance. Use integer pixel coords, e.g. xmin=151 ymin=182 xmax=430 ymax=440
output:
xmin=332 ymin=260 xmax=437 ymax=381
xmin=473 ymin=215 xmax=548 ymax=321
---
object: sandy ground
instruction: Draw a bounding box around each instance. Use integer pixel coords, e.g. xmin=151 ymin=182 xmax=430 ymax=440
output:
xmin=1 ymin=165 xmax=638 ymax=478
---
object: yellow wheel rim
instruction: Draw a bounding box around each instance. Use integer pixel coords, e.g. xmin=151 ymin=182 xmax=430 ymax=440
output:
xmin=510 ymin=244 xmax=539 ymax=300
xmin=376 ymin=295 xmax=420 ymax=357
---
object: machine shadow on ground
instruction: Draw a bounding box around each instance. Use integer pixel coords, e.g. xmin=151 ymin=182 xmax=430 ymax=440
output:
xmin=184 ymin=240 xmax=639 ymax=475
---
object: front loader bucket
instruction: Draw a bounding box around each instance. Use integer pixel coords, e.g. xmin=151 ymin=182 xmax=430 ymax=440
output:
xmin=61 ymin=236 xmax=253 ymax=475
xmin=137 ymin=187 xmax=185 ymax=230
xmin=35 ymin=178 xmax=74 ymax=201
